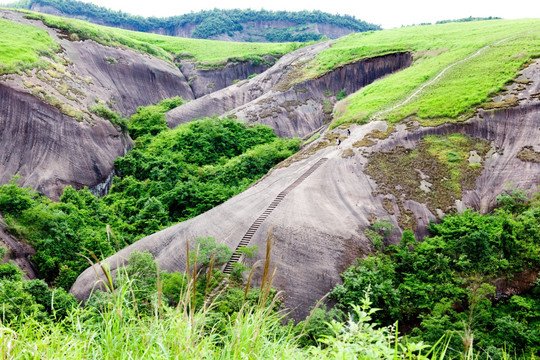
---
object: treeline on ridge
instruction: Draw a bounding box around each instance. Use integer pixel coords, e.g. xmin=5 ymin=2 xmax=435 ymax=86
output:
xmin=7 ymin=0 xmax=380 ymax=41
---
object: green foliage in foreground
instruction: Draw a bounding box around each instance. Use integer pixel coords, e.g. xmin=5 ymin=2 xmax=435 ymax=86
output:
xmin=331 ymin=190 xmax=540 ymax=358
xmin=19 ymin=10 xmax=304 ymax=66
xmin=0 ymin=247 xmax=77 ymax=324
xmin=0 ymin=249 xmax=455 ymax=359
xmin=316 ymin=19 xmax=540 ymax=126
xmin=0 ymin=103 xmax=299 ymax=289
xmin=0 ymin=17 xmax=59 ymax=74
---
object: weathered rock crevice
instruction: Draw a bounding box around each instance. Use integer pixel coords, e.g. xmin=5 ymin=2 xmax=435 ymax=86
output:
xmin=178 ymin=58 xmax=276 ymax=98
xmin=89 ymin=170 xmax=115 ymax=197
xmin=230 ymin=52 xmax=413 ymax=138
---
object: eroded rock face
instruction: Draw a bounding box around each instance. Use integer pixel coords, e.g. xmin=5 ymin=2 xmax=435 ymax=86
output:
xmin=0 ymin=10 xmax=194 ymax=199
xmin=178 ymin=58 xmax=275 ymax=98
xmin=71 ymin=60 xmax=540 ymax=320
xmin=166 ymin=41 xmax=334 ymax=128
xmin=0 ymin=84 xmax=127 ymax=200
xmin=229 ymin=52 xmax=412 ymax=137
xmin=167 ymin=43 xmax=412 ymax=138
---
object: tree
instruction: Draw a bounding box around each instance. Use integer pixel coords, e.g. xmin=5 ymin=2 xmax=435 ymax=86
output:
xmin=190 ymin=236 xmax=232 ymax=272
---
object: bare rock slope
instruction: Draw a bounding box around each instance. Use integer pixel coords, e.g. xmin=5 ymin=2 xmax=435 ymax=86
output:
xmin=0 ymin=10 xmax=194 ymax=199
xmin=72 ymin=59 xmax=540 ymax=320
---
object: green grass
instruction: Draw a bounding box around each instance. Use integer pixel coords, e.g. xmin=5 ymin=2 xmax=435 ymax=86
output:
xmin=309 ymin=19 xmax=540 ymax=127
xmin=0 ymin=17 xmax=60 ymax=74
xmin=20 ymin=10 xmax=304 ymax=66
xmin=127 ymin=31 xmax=305 ymax=64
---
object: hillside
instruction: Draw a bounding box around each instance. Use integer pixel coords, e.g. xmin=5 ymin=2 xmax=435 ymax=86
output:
xmin=1 ymin=9 xmax=539 ymax=357
xmin=6 ymin=0 xmax=380 ymax=42
xmin=73 ymin=17 xmax=540 ymax=321
xmin=0 ymin=9 xmax=307 ymax=199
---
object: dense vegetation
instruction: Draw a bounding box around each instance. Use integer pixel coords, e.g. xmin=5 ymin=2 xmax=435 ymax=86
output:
xmin=0 ymin=99 xmax=299 ymax=289
xmin=0 ymin=244 xmax=459 ymax=359
xmin=1 ymin=209 xmax=534 ymax=358
xmin=290 ymin=19 xmax=540 ymax=127
xmin=0 ymin=246 xmax=77 ymax=323
xmin=329 ymin=190 xmax=540 ymax=358
xmin=0 ymin=17 xmax=59 ymax=74
xmin=8 ymin=0 xmax=380 ymax=41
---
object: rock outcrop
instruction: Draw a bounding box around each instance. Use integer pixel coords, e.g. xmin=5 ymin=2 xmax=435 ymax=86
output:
xmin=0 ymin=83 xmax=128 ymax=200
xmin=0 ymin=10 xmax=193 ymax=199
xmin=178 ymin=58 xmax=276 ymax=98
xmin=228 ymin=52 xmax=412 ymax=138
xmin=167 ymin=42 xmax=412 ymax=138
xmin=71 ymin=60 xmax=540 ymax=320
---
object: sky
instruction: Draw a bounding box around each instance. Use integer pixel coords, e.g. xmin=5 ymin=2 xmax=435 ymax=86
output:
xmin=78 ymin=0 xmax=540 ymax=29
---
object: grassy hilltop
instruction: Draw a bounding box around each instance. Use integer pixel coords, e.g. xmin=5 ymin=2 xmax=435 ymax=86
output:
xmin=7 ymin=0 xmax=379 ymax=41
xmin=0 ymin=9 xmax=306 ymax=72
xmin=321 ymin=19 xmax=540 ymax=126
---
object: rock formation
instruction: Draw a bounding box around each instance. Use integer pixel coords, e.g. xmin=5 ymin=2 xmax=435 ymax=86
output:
xmin=0 ymin=10 xmax=194 ymax=199
xmin=167 ymin=42 xmax=412 ymax=138
xmin=71 ymin=57 xmax=540 ymax=320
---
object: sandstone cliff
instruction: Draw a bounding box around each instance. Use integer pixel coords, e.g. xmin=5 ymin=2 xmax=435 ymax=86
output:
xmin=167 ymin=42 xmax=412 ymax=138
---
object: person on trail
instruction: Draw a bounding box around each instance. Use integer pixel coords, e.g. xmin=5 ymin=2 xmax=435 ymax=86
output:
xmin=337 ymin=138 xmax=341 ymax=147
xmin=347 ymin=129 xmax=351 ymax=136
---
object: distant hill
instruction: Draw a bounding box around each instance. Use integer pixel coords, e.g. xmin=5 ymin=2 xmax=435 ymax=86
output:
xmin=5 ymin=0 xmax=380 ymax=42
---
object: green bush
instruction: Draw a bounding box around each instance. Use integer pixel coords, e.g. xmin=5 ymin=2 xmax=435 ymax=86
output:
xmin=331 ymin=197 xmax=540 ymax=355
xmin=88 ymin=104 xmax=127 ymax=131
xmin=335 ymin=89 xmax=347 ymax=101
xmin=128 ymin=97 xmax=184 ymax=139
xmin=0 ymin=176 xmax=36 ymax=216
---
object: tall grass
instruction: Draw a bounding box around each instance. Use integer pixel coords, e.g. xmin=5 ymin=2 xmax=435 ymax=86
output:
xmin=1 ymin=231 xmax=521 ymax=359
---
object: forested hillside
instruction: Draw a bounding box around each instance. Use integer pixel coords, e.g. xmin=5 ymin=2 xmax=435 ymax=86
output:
xmin=6 ymin=0 xmax=380 ymax=41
